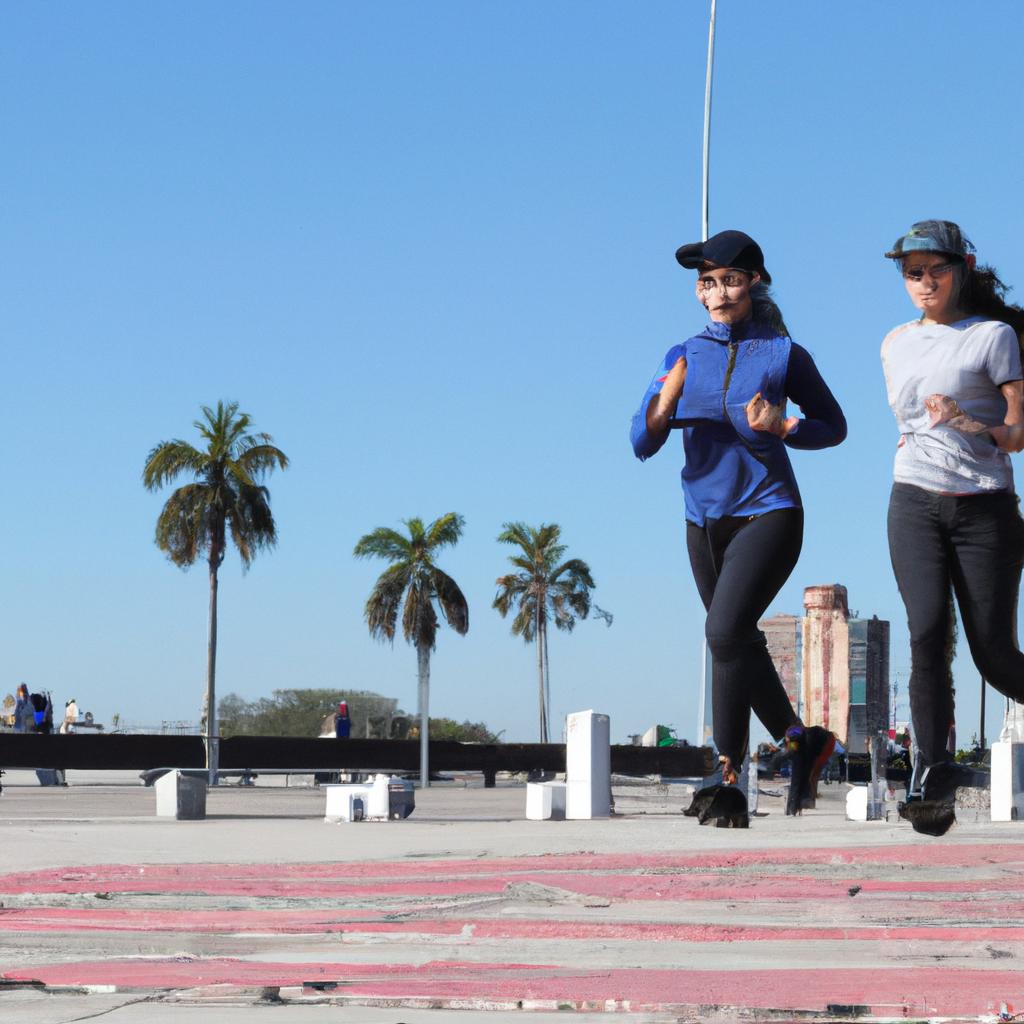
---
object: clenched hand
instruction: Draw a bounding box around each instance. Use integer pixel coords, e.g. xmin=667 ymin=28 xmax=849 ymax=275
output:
xmin=746 ymin=392 xmax=797 ymax=438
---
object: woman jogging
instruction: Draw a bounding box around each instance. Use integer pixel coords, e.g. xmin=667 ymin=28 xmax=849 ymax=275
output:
xmin=630 ymin=229 xmax=847 ymax=824
xmin=882 ymin=219 xmax=1024 ymax=835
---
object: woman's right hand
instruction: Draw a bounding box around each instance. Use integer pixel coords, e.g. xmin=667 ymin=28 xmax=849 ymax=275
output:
xmin=924 ymin=394 xmax=992 ymax=437
xmin=645 ymin=356 xmax=687 ymax=434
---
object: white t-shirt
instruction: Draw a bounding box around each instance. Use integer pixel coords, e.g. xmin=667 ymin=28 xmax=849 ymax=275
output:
xmin=881 ymin=316 xmax=1022 ymax=494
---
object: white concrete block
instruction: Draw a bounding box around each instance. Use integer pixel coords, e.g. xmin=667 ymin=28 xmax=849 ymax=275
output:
xmin=846 ymin=785 xmax=868 ymax=821
xmin=565 ymin=709 xmax=610 ymax=820
xmin=525 ymin=780 xmax=566 ymax=820
xmin=991 ymin=741 xmax=1024 ymax=822
xmin=323 ymin=774 xmax=414 ymax=822
xmin=323 ymin=784 xmax=370 ymax=822
xmin=155 ymin=770 xmax=207 ymax=820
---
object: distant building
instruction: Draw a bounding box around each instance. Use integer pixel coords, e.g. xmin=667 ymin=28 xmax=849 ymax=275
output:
xmin=759 ymin=584 xmax=889 ymax=751
xmin=760 ymin=614 xmax=802 ymax=714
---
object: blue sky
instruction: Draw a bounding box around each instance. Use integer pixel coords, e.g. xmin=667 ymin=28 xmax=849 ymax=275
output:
xmin=3 ymin=2 xmax=1023 ymax=746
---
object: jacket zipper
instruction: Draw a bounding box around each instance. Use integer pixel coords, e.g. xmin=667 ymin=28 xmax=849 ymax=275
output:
xmin=721 ymin=341 xmax=738 ymax=419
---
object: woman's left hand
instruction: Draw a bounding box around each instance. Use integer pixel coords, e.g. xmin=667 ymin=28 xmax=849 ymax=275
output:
xmin=746 ymin=392 xmax=798 ymax=437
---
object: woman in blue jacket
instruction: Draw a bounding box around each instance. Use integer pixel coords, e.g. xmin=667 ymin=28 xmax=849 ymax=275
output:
xmin=631 ymin=230 xmax=847 ymax=820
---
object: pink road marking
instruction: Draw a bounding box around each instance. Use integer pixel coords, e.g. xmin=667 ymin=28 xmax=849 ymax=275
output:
xmin=3 ymin=959 xmax=1020 ymax=1016
xmin=4 ymin=907 xmax=1024 ymax=944
xmin=1 ymin=868 xmax=1012 ymax=901
xmin=4 ymin=843 xmax=1021 ymax=891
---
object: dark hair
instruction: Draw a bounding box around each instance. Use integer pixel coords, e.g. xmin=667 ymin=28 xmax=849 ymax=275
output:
xmin=750 ymin=282 xmax=789 ymax=338
xmin=959 ymin=264 xmax=1024 ymax=353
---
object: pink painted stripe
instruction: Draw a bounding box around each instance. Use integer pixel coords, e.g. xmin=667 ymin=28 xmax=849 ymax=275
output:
xmin=4 ymin=907 xmax=1023 ymax=944
xmin=0 ymin=870 xmax=1008 ymax=902
xmin=5 ymin=843 xmax=1021 ymax=888
xmin=3 ymin=959 xmax=1020 ymax=1015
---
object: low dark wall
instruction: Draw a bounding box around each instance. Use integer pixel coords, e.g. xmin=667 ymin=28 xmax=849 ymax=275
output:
xmin=0 ymin=733 xmax=714 ymax=777
xmin=0 ymin=733 xmax=204 ymax=769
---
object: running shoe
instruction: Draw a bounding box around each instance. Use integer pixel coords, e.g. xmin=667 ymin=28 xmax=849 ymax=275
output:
xmin=898 ymin=760 xmax=989 ymax=836
xmin=784 ymin=725 xmax=836 ymax=816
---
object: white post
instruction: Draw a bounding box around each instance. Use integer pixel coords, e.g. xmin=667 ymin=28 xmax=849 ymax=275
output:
xmin=696 ymin=640 xmax=713 ymax=748
xmin=565 ymin=710 xmax=611 ymax=819
xmin=992 ymin=699 xmax=1024 ymax=822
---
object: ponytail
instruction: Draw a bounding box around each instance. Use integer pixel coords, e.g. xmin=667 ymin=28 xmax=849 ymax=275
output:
xmin=960 ymin=264 xmax=1024 ymax=357
xmin=750 ymin=282 xmax=790 ymax=338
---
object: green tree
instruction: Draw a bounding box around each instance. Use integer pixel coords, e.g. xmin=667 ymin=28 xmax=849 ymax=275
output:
xmin=429 ymin=717 xmax=502 ymax=743
xmin=143 ymin=401 xmax=289 ymax=783
xmin=218 ymin=688 xmax=409 ymax=740
xmin=493 ymin=522 xmax=595 ymax=743
xmin=354 ymin=513 xmax=469 ymax=786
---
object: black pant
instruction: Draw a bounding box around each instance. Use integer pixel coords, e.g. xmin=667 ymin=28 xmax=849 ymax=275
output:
xmin=888 ymin=482 xmax=1024 ymax=766
xmin=687 ymin=507 xmax=803 ymax=766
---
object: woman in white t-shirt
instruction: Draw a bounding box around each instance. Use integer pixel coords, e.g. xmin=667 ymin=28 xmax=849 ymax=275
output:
xmin=882 ymin=219 xmax=1024 ymax=834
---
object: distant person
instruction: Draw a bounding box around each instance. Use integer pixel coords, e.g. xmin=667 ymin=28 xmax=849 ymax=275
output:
xmin=14 ymin=684 xmax=30 ymax=733
xmin=28 ymin=691 xmax=53 ymax=734
xmin=630 ymin=230 xmax=847 ymax=824
xmin=334 ymin=701 xmax=351 ymax=739
xmin=881 ymin=219 xmax=1024 ymax=835
xmin=60 ymin=698 xmax=79 ymax=735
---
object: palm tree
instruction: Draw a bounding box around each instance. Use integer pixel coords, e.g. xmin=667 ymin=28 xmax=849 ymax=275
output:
xmin=143 ymin=401 xmax=289 ymax=784
xmin=493 ymin=522 xmax=595 ymax=743
xmin=354 ymin=513 xmax=469 ymax=786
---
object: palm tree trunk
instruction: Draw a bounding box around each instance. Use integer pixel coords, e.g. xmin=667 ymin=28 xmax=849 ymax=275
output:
xmin=206 ymin=555 xmax=220 ymax=787
xmin=536 ymin=604 xmax=547 ymax=743
xmin=417 ymin=641 xmax=430 ymax=787
xmin=541 ymin=616 xmax=551 ymax=740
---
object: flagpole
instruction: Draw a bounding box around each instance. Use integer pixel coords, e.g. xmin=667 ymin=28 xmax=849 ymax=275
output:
xmin=696 ymin=1 xmax=719 ymax=756
xmin=701 ymin=0 xmax=717 ymax=241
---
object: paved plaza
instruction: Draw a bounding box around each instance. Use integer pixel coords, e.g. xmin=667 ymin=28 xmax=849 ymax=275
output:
xmin=1 ymin=770 xmax=1023 ymax=1023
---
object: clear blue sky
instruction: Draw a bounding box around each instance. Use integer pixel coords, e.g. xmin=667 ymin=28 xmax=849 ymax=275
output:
xmin=3 ymin=2 xmax=1023 ymax=745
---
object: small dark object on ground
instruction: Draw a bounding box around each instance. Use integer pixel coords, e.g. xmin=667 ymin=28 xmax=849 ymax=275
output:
xmin=685 ymin=783 xmax=748 ymax=828
xmin=899 ymin=760 xmax=989 ymax=836
xmin=899 ymin=799 xmax=955 ymax=836
xmin=847 ymin=885 xmax=861 ymax=896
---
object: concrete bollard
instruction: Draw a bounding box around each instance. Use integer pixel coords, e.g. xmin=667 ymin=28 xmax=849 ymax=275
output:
xmin=565 ymin=709 xmax=611 ymax=820
xmin=155 ymin=770 xmax=207 ymax=820
xmin=525 ymin=780 xmax=566 ymax=820
xmin=846 ymin=786 xmax=869 ymax=821
xmin=991 ymin=741 xmax=1024 ymax=822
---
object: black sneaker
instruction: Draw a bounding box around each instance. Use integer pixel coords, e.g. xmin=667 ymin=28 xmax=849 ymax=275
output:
xmin=683 ymin=783 xmax=749 ymax=828
xmin=784 ymin=725 xmax=836 ymax=816
xmin=899 ymin=761 xmax=989 ymax=837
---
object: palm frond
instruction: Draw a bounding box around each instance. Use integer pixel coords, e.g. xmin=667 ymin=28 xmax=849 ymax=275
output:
xmin=431 ymin=567 xmax=469 ymax=635
xmin=235 ymin=440 xmax=290 ymax=477
xmin=143 ymin=441 xmax=207 ymax=491
xmin=154 ymin=483 xmax=215 ymax=567
xmin=353 ymin=528 xmax=413 ymax=562
xmin=402 ymin=581 xmax=439 ymax=649
xmin=364 ymin=564 xmax=411 ymax=643
xmin=424 ymin=512 xmax=465 ymax=552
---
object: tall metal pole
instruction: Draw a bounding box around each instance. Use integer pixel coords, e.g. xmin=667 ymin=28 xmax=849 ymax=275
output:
xmin=701 ymin=0 xmax=718 ymax=242
xmin=979 ymin=676 xmax=986 ymax=752
xmin=696 ymin=0 xmax=718 ymax=754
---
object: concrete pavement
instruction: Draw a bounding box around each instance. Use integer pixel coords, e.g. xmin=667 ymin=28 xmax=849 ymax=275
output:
xmin=1 ymin=770 xmax=1023 ymax=1022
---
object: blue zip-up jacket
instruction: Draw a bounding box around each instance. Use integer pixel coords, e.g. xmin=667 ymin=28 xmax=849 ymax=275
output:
xmin=630 ymin=318 xmax=846 ymax=526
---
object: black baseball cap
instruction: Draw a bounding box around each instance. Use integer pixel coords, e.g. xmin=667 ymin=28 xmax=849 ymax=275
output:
xmin=675 ymin=229 xmax=771 ymax=284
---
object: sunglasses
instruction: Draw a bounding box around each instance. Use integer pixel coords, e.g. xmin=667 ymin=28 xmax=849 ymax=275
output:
xmin=902 ymin=262 xmax=957 ymax=282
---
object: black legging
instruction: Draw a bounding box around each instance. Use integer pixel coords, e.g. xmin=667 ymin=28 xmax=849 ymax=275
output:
xmin=888 ymin=482 xmax=1024 ymax=766
xmin=686 ymin=507 xmax=804 ymax=766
